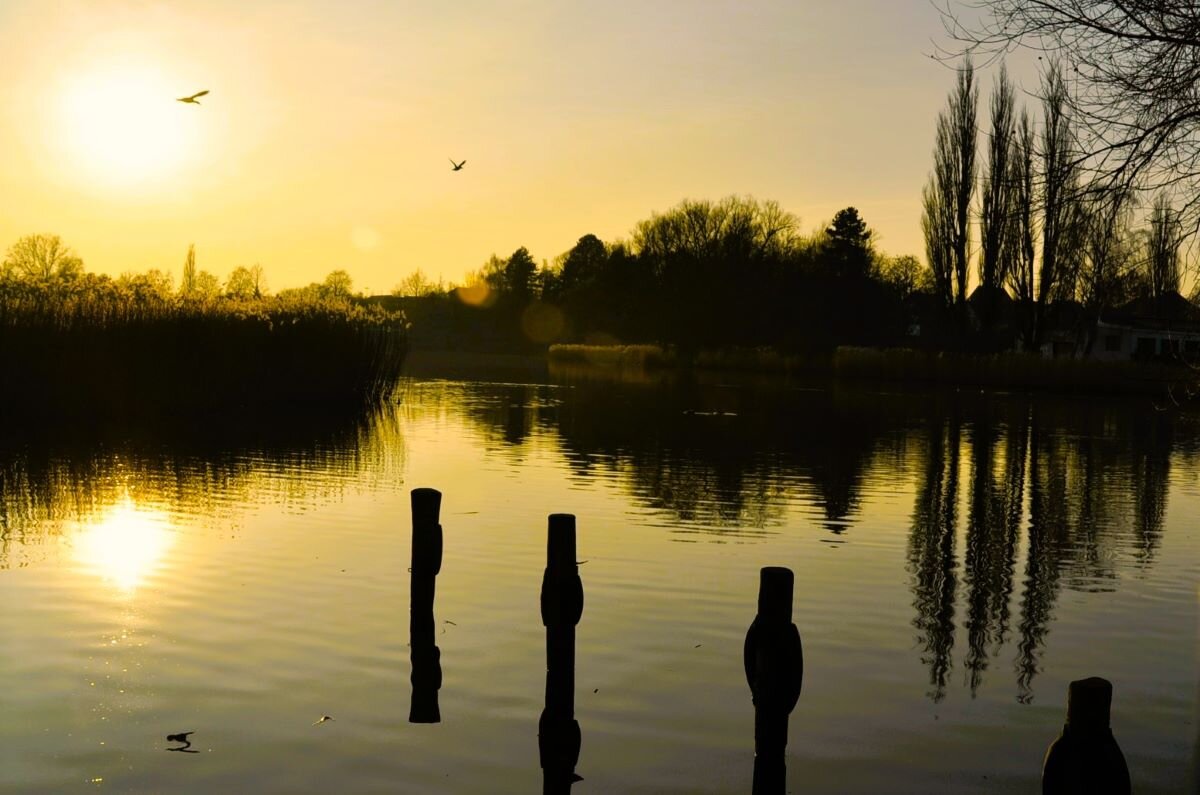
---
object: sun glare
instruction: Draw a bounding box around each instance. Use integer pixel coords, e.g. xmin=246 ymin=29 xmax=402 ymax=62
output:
xmin=56 ymin=65 xmax=200 ymax=190
xmin=72 ymin=498 xmax=175 ymax=593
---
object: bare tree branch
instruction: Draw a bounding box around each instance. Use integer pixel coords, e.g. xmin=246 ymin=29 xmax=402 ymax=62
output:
xmin=939 ymin=1 xmax=1200 ymax=229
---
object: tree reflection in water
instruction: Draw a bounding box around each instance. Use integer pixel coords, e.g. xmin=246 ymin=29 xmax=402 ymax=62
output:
xmin=1 ymin=370 xmax=1181 ymax=706
xmin=962 ymin=401 xmax=1025 ymax=696
xmin=490 ymin=372 xmax=1179 ymax=704
xmin=908 ymin=411 xmax=960 ymax=703
xmin=451 ymin=372 xmax=1177 ymax=703
xmin=901 ymin=397 xmax=1172 ymax=704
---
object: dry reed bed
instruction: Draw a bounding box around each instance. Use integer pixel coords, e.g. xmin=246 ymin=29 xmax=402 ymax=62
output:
xmin=0 ymin=282 xmax=408 ymax=411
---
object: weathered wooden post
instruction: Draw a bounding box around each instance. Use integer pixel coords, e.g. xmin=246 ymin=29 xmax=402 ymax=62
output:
xmin=1042 ymin=677 xmax=1130 ymax=794
xmin=745 ymin=566 xmax=804 ymax=795
xmin=539 ymin=513 xmax=584 ymax=794
xmin=409 ymin=487 xmax=443 ymax=724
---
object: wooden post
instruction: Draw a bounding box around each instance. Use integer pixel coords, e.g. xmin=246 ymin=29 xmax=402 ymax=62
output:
xmin=1042 ymin=677 xmax=1130 ymax=794
xmin=409 ymin=487 xmax=443 ymax=724
xmin=744 ymin=566 xmax=804 ymax=795
xmin=539 ymin=513 xmax=584 ymax=794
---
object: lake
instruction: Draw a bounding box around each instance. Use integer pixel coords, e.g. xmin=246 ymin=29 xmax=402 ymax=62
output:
xmin=2 ymin=358 xmax=1197 ymax=793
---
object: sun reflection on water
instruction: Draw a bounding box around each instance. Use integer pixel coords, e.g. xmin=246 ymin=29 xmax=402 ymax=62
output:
xmin=71 ymin=498 xmax=174 ymax=593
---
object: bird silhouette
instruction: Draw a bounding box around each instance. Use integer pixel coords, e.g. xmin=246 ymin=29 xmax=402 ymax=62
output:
xmin=177 ymin=90 xmax=209 ymax=105
xmin=313 ymin=715 xmax=335 ymax=725
xmin=449 ymin=158 xmax=466 ymax=171
xmin=166 ymin=731 xmax=197 ymax=753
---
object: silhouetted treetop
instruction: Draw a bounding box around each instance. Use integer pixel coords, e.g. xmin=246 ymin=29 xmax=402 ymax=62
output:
xmin=1146 ymin=193 xmax=1182 ymax=298
xmin=117 ymin=269 xmax=174 ymax=302
xmin=922 ymin=58 xmax=977 ymax=310
xmin=878 ymin=254 xmax=935 ymax=300
xmin=555 ymin=234 xmax=607 ymax=294
xmin=225 ymin=264 xmax=268 ymax=299
xmin=2 ymin=234 xmax=84 ymax=282
xmin=825 ymin=207 xmax=874 ymax=280
xmin=632 ymin=196 xmax=800 ymax=263
xmin=504 ymin=247 xmax=537 ymax=299
xmin=323 ymin=269 xmax=354 ymax=299
xmin=180 ymin=244 xmax=198 ymax=296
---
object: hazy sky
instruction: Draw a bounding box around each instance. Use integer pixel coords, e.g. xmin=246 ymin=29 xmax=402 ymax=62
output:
xmin=0 ymin=0 xmax=1034 ymax=292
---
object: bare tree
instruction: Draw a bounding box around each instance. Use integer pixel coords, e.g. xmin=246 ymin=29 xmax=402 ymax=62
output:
xmin=392 ymin=268 xmax=444 ymax=297
xmin=879 ymin=254 xmax=937 ymax=299
xmin=631 ymin=195 xmax=801 ymax=264
xmin=1055 ymin=193 xmax=1091 ymax=303
xmin=1080 ymin=185 xmax=1133 ymax=311
xmin=194 ymin=270 xmax=221 ymax=301
xmin=939 ymin=1 xmax=1200 ymax=224
xmin=180 ymin=244 xmax=197 ymax=296
xmin=118 ymin=269 xmax=174 ymax=301
xmin=1005 ymin=109 xmax=1038 ymax=349
xmin=1005 ymin=110 xmax=1037 ymax=302
xmin=923 ymin=177 xmax=956 ymax=308
xmin=225 ymin=264 xmax=268 ymax=299
xmin=1038 ymin=64 xmax=1081 ymax=315
xmin=979 ymin=64 xmax=1016 ymax=293
xmin=249 ymin=264 xmax=267 ymax=298
xmin=923 ymin=59 xmax=978 ymax=309
xmin=322 ymin=269 xmax=354 ymax=298
xmin=950 ymin=60 xmax=978 ymax=304
xmin=2 ymin=234 xmax=84 ymax=281
xmin=1146 ymin=193 xmax=1182 ymax=298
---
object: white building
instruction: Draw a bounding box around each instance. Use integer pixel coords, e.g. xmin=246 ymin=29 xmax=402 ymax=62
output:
xmin=1089 ymin=292 xmax=1200 ymax=362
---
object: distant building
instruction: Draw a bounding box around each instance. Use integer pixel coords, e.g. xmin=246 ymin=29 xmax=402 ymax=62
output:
xmin=897 ymin=288 xmax=1200 ymax=363
xmin=1091 ymin=291 xmax=1200 ymax=362
xmin=1038 ymin=300 xmax=1088 ymax=359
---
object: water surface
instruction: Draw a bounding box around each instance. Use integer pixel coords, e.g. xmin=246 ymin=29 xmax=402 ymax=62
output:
xmin=2 ymin=363 xmax=1198 ymax=793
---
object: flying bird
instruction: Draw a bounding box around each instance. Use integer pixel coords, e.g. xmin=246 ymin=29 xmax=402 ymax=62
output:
xmin=166 ymin=731 xmax=194 ymax=743
xmin=313 ymin=715 xmax=335 ymax=725
xmin=177 ymin=90 xmax=209 ymax=105
xmin=449 ymin=158 xmax=466 ymax=171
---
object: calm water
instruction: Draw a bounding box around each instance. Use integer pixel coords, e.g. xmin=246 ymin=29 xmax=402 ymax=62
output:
xmin=2 ymin=361 xmax=1198 ymax=793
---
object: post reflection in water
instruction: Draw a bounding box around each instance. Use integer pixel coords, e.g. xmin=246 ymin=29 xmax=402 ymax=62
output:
xmin=409 ymin=488 xmax=443 ymax=724
xmin=450 ymin=374 xmax=1179 ymax=704
xmin=539 ymin=514 xmax=584 ymax=794
xmin=0 ymin=371 xmax=1190 ymax=792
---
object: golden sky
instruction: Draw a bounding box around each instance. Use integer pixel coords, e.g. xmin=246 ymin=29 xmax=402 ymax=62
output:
xmin=0 ymin=0 xmax=1033 ymax=292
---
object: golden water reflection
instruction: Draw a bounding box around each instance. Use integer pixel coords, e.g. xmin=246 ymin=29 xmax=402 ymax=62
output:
xmin=70 ymin=497 xmax=174 ymax=593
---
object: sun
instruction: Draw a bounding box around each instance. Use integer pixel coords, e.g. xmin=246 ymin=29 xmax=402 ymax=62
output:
xmin=55 ymin=64 xmax=201 ymax=190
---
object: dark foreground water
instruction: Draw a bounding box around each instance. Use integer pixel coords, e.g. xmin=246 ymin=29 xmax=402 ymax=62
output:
xmin=1 ymin=360 xmax=1197 ymax=793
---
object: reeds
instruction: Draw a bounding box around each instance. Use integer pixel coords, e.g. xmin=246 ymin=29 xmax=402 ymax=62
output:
xmin=0 ymin=277 xmax=408 ymax=413
xmin=692 ymin=346 xmax=830 ymax=374
xmin=547 ymin=343 xmax=674 ymax=368
xmin=548 ymin=343 xmax=830 ymax=374
xmin=546 ymin=340 xmax=1187 ymax=397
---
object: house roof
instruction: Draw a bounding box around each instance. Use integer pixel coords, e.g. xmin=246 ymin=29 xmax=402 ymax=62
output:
xmin=1102 ymin=291 xmax=1200 ymax=330
xmin=967 ymin=284 xmax=1013 ymax=306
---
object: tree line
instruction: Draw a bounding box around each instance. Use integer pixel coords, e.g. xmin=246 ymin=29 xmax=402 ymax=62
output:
xmin=923 ymin=56 xmax=1193 ymax=351
xmin=1 ymin=236 xmax=363 ymax=306
xmin=391 ymin=197 xmax=932 ymax=353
